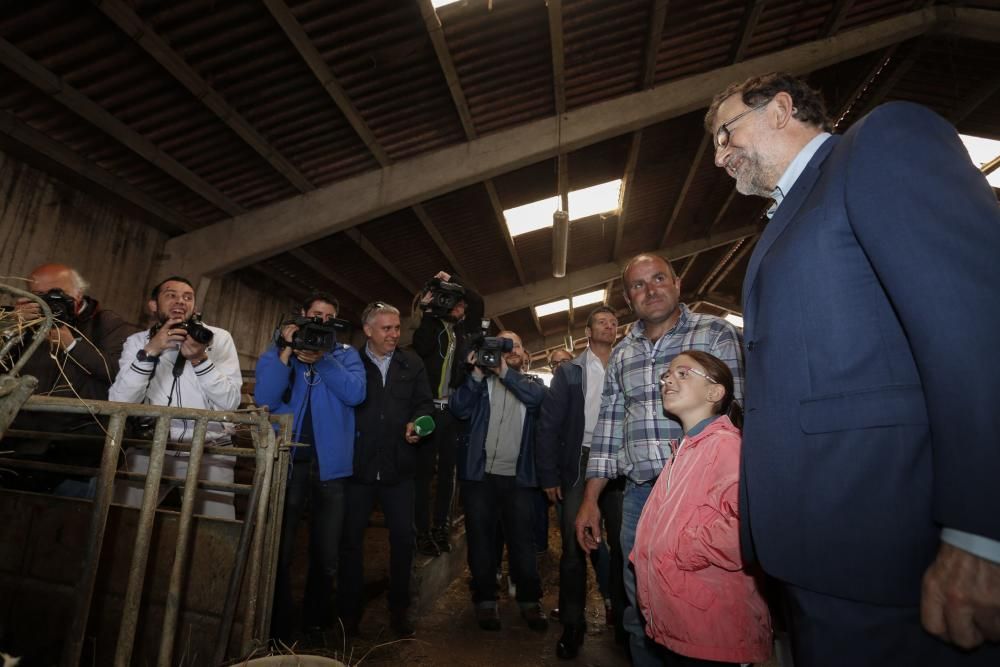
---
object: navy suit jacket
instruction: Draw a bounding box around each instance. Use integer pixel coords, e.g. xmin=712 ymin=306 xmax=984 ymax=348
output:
xmin=739 ymin=102 xmax=1000 ymax=605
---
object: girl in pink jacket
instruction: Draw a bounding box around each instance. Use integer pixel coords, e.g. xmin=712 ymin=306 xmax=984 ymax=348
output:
xmin=631 ymin=351 xmax=772 ymax=665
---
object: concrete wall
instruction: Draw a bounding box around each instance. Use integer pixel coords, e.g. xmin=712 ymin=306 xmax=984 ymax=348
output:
xmin=0 ymin=152 xmax=166 ymax=325
xmin=0 ymin=151 xmax=297 ymax=371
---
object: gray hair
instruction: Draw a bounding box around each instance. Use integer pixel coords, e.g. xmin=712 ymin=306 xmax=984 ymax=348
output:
xmin=362 ymin=301 xmax=400 ymax=325
xmin=70 ymin=269 xmax=89 ymax=295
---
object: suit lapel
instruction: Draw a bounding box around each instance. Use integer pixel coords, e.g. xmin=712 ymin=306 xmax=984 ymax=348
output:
xmin=742 ymin=136 xmax=840 ymax=312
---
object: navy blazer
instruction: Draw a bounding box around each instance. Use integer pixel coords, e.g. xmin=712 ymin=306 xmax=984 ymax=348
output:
xmin=535 ymin=354 xmax=589 ymax=490
xmin=739 ymin=101 xmax=1000 ymax=606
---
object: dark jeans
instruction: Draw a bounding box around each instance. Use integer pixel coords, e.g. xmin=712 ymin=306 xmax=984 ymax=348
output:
xmin=559 ymin=451 xmax=625 ymax=629
xmin=462 ymin=474 xmax=543 ymax=605
xmin=338 ymin=477 xmax=415 ymax=621
xmin=272 ymin=460 xmax=345 ymax=637
xmin=663 ymin=648 xmax=738 ymax=667
xmin=415 ymin=405 xmax=459 ymax=532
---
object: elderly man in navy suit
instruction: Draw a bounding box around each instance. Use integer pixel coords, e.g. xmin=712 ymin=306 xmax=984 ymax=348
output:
xmin=706 ymin=72 xmax=1000 ymax=665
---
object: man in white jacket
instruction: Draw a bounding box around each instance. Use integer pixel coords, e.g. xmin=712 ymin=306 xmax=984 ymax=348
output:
xmin=110 ymin=276 xmax=242 ymax=519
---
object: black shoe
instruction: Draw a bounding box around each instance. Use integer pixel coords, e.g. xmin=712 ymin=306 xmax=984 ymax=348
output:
xmin=416 ymin=531 xmax=441 ymax=557
xmin=432 ymin=526 xmax=452 ymax=552
xmin=476 ymin=604 xmax=501 ymax=631
xmin=520 ymin=603 xmax=549 ymax=632
xmin=390 ymin=608 xmax=415 ymax=638
xmin=556 ymin=624 xmax=585 ymax=659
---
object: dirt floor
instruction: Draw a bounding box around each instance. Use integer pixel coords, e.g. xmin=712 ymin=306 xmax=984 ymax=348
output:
xmin=277 ymin=506 xmax=631 ymax=667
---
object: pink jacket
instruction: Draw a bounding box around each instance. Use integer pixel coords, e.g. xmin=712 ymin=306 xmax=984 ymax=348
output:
xmin=631 ymin=416 xmax=772 ymax=663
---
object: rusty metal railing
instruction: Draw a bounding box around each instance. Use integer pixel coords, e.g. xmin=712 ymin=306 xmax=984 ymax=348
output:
xmin=1 ymin=395 xmax=291 ymax=667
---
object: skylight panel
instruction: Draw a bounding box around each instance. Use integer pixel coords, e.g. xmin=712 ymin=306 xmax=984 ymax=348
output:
xmin=535 ymin=299 xmax=570 ymax=318
xmin=503 ymin=179 xmax=623 ymax=237
xmin=431 ymin=0 xmax=462 ymax=8
xmin=959 ymin=134 xmax=1000 ymax=188
xmin=724 ymin=313 xmax=744 ymax=329
xmin=533 ymin=289 xmax=608 ymax=319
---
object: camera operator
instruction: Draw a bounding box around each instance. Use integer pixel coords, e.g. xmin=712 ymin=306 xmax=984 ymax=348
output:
xmin=449 ymin=330 xmax=548 ymax=633
xmin=410 ymin=270 xmax=484 ymax=556
xmin=254 ymin=291 xmax=366 ymax=641
xmin=109 ymin=276 xmax=242 ymax=519
xmin=3 ymin=263 xmax=136 ymax=497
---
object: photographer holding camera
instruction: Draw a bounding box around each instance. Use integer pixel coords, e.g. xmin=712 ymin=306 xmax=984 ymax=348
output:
xmin=3 ymin=263 xmax=135 ymax=496
xmin=254 ymin=291 xmax=366 ymax=642
xmin=110 ymin=276 xmax=242 ymax=518
xmin=449 ymin=330 xmax=549 ymax=633
xmin=411 ymin=270 xmax=483 ymax=555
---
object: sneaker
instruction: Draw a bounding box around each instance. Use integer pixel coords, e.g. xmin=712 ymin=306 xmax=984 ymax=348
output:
xmin=390 ymin=608 xmax=415 ymax=638
xmin=475 ymin=604 xmax=501 ymax=631
xmin=431 ymin=526 xmax=452 ymax=552
xmin=416 ymin=531 xmax=441 ymax=557
xmin=520 ymin=603 xmax=549 ymax=632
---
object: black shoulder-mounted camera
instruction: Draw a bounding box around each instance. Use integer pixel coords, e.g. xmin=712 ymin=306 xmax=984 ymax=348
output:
xmin=420 ymin=277 xmax=466 ymax=319
xmin=39 ymin=288 xmax=77 ymax=326
xmin=274 ymin=315 xmax=349 ymax=353
xmin=151 ymin=313 xmax=214 ymax=345
xmin=464 ymin=318 xmax=512 ymax=369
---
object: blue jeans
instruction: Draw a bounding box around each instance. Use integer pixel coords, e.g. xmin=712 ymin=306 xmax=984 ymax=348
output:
xmin=272 ymin=460 xmax=346 ymax=637
xmin=622 ymin=480 xmax=663 ymax=666
xmin=462 ymin=474 xmax=543 ymax=604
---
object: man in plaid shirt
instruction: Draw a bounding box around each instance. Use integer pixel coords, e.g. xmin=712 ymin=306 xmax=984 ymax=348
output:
xmin=574 ymin=253 xmax=744 ymax=665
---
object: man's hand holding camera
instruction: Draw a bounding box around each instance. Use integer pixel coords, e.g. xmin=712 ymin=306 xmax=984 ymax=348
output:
xmin=144 ymin=317 xmax=208 ymax=365
xmin=278 ymin=321 xmax=325 ymax=365
xmin=14 ymin=293 xmax=78 ymax=351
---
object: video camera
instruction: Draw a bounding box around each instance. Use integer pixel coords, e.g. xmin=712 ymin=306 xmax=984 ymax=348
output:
xmin=151 ymin=313 xmax=214 ymax=345
xmin=465 ymin=318 xmax=513 ymax=369
xmin=274 ymin=315 xmax=349 ymax=353
xmin=39 ymin=288 xmax=77 ymax=326
xmin=420 ymin=277 xmax=466 ymax=319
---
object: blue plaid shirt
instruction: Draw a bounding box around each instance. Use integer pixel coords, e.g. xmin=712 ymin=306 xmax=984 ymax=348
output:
xmin=586 ymin=304 xmax=744 ymax=484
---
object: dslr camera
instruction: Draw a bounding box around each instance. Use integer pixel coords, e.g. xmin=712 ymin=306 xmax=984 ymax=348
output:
xmin=420 ymin=277 xmax=466 ymax=319
xmin=39 ymin=288 xmax=77 ymax=326
xmin=274 ymin=315 xmax=349 ymax=353
xmin=151 ymin=313 xmax=214 ymax=345
xmin=465 ymin=318 xmax=513 ymax=369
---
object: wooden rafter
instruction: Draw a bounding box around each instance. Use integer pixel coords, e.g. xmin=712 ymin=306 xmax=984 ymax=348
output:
xmin=417 ymin=0 xmax=523 ymax=286
xmin=97 ymin=0 xmax=314 ymax=194
xmin=0 ymin=38 xmax=244 ymax=216
xmin=343 ymin=228 xmax=420 ymax=295
xmin=660 ymin=134 xmax=710 ymax=248
xmin=821 ymin=0 xmax=856 ymax=38
xmin=485 ymin=180 xmax=528 ymax=284
xmin=731 ymin=0 xmax=767 ymax=64
xmin=0 ymin=109 xmax=194 ymax=234
xmin=704 ymin=235 xmax=758 ymax=294
xmin=950 ymin=74 xmax=1000 ymax=127
xmin=854 ymin=40 xmax=928 ymax=120
xmin=614 ymin=0 xmax=669 ymax=260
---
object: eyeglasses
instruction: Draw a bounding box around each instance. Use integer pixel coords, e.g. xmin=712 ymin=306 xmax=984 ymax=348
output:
xmin=659 ymin=365 xmax=718 ymax=387
xmin=715 ymin=100 xmax=770 ymax=150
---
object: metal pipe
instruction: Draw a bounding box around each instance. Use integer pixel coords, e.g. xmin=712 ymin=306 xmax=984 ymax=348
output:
xmin=242 ymin=414 xmax=277 ymax=652
xmin=0 ymin=458 xmax=254 ymax=495
xmin=62 ymin=411 xmax=126 ymax=667
xmin=157 ymin=416 xmax=208 ymax=667
xmin=552 ymin=209 xmax=569 ymax=278
xmin=212 ymin=429 xmax=265 ymax=665
xmin=114 ymin=415 xmax=170 ymax=667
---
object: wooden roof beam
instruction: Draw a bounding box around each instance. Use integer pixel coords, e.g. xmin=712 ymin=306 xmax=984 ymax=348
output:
xmin=0 ymin=37 xmax=244 ymax=216
xmin=730 ymin=0 xmax=767 ymax=64
xmin=97 ymin=0 xmax=314 ymax=193
xmin=821 ymin=0 xmax=856 ymax=38
xmin=160 ymin=6 xmax=942 ymax=281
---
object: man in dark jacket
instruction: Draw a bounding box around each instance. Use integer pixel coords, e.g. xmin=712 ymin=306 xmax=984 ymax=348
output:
xmin=411 ymin=271 xmax=484 ymax=555
xmin=338 ymin=301 xmax=433 ymax=639
xmin=254 ymin=291 xmax=366 ymax=641
xmin=450 ymin=330 xmax=548 ymax=633
xmin=4 ymin=262 xmax=136 ymax=496
xmin=536 ymin=306 xmax=625 ymax=659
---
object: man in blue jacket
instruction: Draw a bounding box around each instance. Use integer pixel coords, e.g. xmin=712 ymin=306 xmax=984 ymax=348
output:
xmin=450 ymin=330 xmax=548 ymax=633
xmin=254 ymin=292 xmax=366 ymax=641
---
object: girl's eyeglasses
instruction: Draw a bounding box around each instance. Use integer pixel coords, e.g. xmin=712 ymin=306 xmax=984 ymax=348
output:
xmin=659 ymin=365 xmax=718 ymax=387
